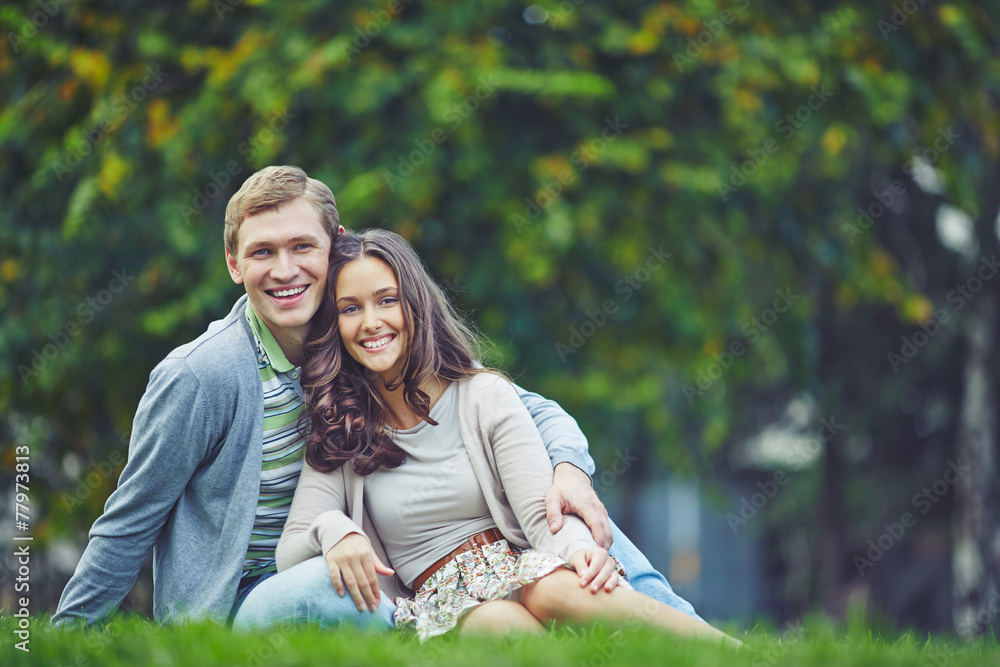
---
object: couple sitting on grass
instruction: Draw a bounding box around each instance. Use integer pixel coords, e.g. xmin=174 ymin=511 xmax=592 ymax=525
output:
xmin=53 ymin=165 xmax=737 ymax=646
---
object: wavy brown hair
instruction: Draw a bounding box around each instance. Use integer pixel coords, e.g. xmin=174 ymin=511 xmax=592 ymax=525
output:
xmin=302 ymin=229 xmax=489 ymax=476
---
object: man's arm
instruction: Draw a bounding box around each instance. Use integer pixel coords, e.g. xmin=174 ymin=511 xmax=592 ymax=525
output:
xmin=511 ymin=382 xmax=594 ymax=475
xmin=511 ymin=381 xmax=612 ymax=549
xmin=52 ymin=359 xmax=216 ymax=626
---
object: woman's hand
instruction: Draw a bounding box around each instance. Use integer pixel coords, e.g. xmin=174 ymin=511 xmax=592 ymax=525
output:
xmin=568 ymin=547 xmax=619 ymax=594
xmin=325 ymin=533 xmax=395 ymax=612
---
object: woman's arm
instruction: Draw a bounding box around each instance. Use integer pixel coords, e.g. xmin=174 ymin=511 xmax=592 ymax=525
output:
xmin=477 ymin=375 xmax=598 ymax=561
xmin=512 ymin=382 xmax=613 ymax=548
xmin=278 ymin=463 xmax=392 ymax=611
xmin=276 ymin=464 xmax=364 ymax=571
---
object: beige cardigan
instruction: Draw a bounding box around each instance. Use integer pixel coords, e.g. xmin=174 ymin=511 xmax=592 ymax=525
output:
xmin=275 ymin=373 xmax=596 ymax=598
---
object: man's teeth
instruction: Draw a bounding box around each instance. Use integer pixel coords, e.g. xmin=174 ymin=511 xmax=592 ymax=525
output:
xmin=270 ymin=286 xmax=307 ymax=298
xmin=362 ymin=336 xmax=394 ymax=349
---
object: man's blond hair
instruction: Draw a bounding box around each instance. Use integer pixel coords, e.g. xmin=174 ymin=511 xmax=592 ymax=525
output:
xmin=224 ymin=165 xmax=340 ymax=256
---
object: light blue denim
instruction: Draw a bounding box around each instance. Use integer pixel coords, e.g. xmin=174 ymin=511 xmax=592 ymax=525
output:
xmin=608 ymin=520 xmax=704 ymax=622
xmin=231 ymin=556 xmax=395 ymax=633
xmin=233 ymin=527 xmax=701 ymax=632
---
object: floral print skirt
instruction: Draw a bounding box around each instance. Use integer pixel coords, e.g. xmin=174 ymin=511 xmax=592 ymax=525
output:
xmin=393 ymin=539 xmax=630 ymax=642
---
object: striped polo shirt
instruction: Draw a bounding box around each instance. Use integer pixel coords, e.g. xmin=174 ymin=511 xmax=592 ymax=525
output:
xmin=240 ymin=304 xmax=307 ymax=583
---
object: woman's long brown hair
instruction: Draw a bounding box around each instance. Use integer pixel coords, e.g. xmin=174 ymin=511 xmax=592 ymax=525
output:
xmin=301 ymin=229 xmax=487 ymax=476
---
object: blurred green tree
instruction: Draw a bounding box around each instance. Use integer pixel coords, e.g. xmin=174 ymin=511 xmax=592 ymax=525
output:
xmin=1 ymin=0 xmax=997 ymax=630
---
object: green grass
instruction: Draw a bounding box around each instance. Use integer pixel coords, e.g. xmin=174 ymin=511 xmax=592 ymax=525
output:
xmin=2 ymin=614 xmax=998 ymax=666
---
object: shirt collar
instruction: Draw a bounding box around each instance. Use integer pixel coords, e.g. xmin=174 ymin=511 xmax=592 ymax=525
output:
xmin=244 ymin=302 xmax=297 ymax=373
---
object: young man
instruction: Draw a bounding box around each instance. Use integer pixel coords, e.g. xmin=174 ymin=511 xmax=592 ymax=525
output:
xmin=53 ymin=166 xmax=700 ymax=630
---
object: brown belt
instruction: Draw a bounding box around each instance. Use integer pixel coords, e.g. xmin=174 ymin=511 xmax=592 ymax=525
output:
xmin=412 ymin=528 xmax=505 ymax=592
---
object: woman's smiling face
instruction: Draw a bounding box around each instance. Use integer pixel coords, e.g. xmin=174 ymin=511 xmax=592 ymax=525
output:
xmin=335 ymin=255 xmax=408 ymax=382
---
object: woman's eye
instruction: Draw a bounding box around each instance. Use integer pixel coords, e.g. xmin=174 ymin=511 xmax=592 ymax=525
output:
xmin=340 ymin=305 xmax=359 ymax=314
xmin=380 ymin=297 xmax=399 ymax=306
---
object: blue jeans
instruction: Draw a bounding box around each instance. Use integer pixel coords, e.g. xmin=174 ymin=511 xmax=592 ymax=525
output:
xmin=608 ymin=520 xmax=704 ymax=622
xmin=231 ymin=556 xmax=396 ymax=633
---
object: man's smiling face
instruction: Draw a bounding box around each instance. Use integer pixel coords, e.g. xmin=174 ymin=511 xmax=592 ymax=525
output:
xmin=226 ymin=197 xmax=332 ymax=348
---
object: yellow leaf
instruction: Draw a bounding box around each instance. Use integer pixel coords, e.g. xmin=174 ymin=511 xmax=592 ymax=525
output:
xmin=648 ymin=127 xmax=674 ymax=149
xmin=870 ymin=250 xmax=894 ymax=278
xmin=69 ymin=48 xmax=112 ymax=89
xmin=146 ymin=99 xmax=179 ymax=148
xmin=735 ymin=89 xmax=760 ymax=112
xmin=534 ymin=155 xmax=574 ymax=181
xmin=700 ymin=336 xmax=724 ymax=356
xmin=627 ymin=30 xmax=659 ymax=56
xmin=821 ymin=126 xmax=847 ymax=155
xmin=97 ymin=151 xmax=128 ymax=197
xmin=0 ymin=260 xmax=18 ymax=282
xmin=903 ymin=294 xmax=934 ymax=323
xmin=939 ymin=5 xmax=962 ymax=26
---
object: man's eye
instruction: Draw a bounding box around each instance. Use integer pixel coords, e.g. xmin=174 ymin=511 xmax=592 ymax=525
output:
xmin=295 ymin=243 xmax=313 ymax=251
xmin=252 ymin=249 xmax=270 ymax=256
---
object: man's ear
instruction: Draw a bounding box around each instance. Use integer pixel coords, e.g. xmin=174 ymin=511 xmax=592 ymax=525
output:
xmin=226 ymin=248 xmax=244 ymax=284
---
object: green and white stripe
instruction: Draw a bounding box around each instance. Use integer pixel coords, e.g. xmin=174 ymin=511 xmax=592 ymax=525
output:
xmin=241 ymin=305 xmax=306 ymax=582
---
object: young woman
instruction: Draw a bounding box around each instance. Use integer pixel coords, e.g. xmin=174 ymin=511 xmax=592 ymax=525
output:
xmin=276 ymin=229 xmax=739 ymax=645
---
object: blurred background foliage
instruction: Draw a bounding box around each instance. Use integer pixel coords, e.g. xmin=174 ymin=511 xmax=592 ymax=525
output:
xmin=2 ymin=0 xmax=999 ymax=634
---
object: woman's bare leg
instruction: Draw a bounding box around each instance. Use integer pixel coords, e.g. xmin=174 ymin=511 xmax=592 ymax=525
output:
xmin=518 ymin=568 xmax=740 ymax=646
xmin=458 ymin=599 xmax=545 ymax=636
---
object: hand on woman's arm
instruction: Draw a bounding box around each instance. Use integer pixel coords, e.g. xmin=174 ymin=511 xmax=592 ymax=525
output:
xmin=324 ymin=533 xmax=394 ymax=612
xmin=512 ymin=382 xmax=612 ymax=549
xmin=545 ymin=462 xmax=613 ymax=549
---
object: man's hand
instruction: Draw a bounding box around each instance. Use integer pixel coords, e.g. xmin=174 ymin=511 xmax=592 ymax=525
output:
xmin=324 ymin=533 xmax=394 ymax=612
xmin=545 ymin=462 xmax=613 ymax=549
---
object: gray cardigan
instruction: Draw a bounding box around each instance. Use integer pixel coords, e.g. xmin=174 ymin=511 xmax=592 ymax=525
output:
xmin=276 ymin=373 xmax=597 ymax=598
xmin=53 ymin=296 xmax=595 ymax=625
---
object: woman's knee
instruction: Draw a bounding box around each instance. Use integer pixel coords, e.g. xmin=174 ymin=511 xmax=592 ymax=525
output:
xmin=519 ymin=568 xmax=590 ymax=622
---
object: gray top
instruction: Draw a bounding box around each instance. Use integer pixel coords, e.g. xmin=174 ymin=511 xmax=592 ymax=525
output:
xmin=53 ymin=297 xmax=597 ymax=626
xmin=364 ymin=382 xmax=496 ymax=588
xmin=277 ymin=374 xmax=599 ymax=601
